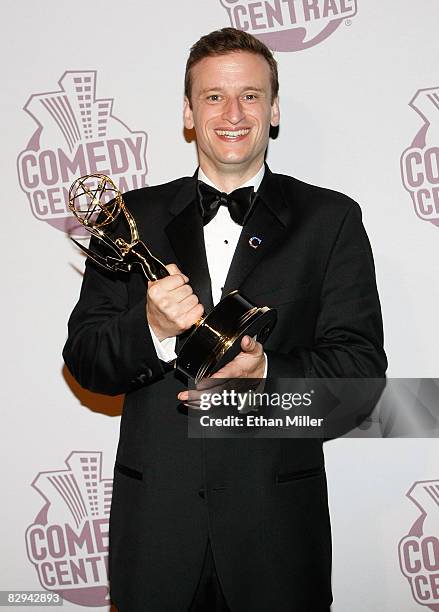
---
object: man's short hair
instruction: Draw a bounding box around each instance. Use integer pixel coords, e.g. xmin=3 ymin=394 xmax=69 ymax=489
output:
xmin=185 ymin=27 xmax=279 ymax=104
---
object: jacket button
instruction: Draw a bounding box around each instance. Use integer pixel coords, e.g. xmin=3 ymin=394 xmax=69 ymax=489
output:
xmin=198 ymin=488 xmax=205 ymax=499
xmin=138 ymin=368 xmax=153 ymax=384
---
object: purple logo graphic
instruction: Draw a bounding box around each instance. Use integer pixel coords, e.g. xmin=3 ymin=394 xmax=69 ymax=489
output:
xmin=398 ymin=480 xmax=439 ymax=609
xmin=401 ymin=87 xmax=439 ymax=228
xmin=220 ymin=0 xmax=357 ymax=51
xmin=25 ymin=452 xmax=113 ymax=607
xmin=18 ymin=71 xmax=148 ymax=235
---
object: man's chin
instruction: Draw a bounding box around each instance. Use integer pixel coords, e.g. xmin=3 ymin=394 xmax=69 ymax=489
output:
xmin=212 ymin=154 xmax=256 ymax=171
xmin=199 ymin=147 xmax=264 ymax=174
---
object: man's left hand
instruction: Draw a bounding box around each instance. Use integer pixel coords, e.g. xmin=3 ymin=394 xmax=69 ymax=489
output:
xmin=177 ymin=335 xmax=265 ymax=403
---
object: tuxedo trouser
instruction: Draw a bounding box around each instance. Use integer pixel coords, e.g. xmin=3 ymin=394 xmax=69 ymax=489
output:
xmin=187 ymin=540 xmax=332 ymax=612
xmin=188 ymin=540 xmax=230 ymax=611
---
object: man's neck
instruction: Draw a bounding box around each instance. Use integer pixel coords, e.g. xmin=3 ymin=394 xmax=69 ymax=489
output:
xmin=198 ymin=161 xmax=265 ymax=193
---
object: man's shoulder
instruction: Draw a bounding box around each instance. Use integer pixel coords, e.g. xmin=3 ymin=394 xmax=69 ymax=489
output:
xmin=116 ymin=176 xmax=194 ymax=225
xmin=273 ymin=170 xmax=359 ymax=215
xmin=122 ymin=176 xmax=192 ymax=206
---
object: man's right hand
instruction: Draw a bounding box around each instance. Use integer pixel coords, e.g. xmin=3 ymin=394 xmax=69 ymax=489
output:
xmin=146 ymin=264 xmax=204 ymax=341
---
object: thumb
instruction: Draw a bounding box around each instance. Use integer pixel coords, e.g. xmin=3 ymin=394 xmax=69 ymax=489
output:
xmin=241 ymin=335 xmax=258 ymax=353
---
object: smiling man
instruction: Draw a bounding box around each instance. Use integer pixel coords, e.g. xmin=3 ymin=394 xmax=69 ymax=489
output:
xmin=63 ymin=28 xmax=386 ymax=611
xmin=183 ymin=50 xmax=279 ymax=189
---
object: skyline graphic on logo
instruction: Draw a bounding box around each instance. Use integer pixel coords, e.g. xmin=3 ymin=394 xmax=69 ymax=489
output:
xmin=25 ymin=452 xmax=113 ymax=607
xmin=17 ymin=71 xmax=148 ymax=235
xmin=401 ymin=87 xmax=439 ymax=229
xmin=398 ymin=480 xmax=439 ymax=610
xmin=220 ymin=0 xmax=357 ymax=51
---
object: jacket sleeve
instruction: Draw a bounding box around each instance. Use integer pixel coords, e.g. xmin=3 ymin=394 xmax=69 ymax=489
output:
xmin=63 ymin=259 xmax=166 ymax=396
xmin=266 ymin=202 xmax=387 ymax=380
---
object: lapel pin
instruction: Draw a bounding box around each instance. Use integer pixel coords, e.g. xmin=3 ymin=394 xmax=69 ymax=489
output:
xmin=249 ymin=236 xmax=262 ymax=249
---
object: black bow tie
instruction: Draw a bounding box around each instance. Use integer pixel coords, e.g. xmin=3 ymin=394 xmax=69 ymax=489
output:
xmin=197 ymin=181 xmax=257 ymax=226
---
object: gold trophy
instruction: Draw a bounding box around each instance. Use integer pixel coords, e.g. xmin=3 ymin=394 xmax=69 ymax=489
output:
xmin=68 ymin=174 xmax=277 ymax=383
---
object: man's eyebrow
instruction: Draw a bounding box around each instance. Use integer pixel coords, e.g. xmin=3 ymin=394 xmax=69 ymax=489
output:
xmin=199 ymin=87 xmax=222 ymax=94
xmin=198 ymin=86 xmax=266 ymax=94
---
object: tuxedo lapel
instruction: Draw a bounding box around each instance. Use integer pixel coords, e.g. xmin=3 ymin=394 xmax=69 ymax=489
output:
xmin=222 ymin=167 xmax=289 ymax=299
xmin=164 ymin=168 xmax=290 ymax=309
xmin=165 ymin=178 xmax=214 ymax=313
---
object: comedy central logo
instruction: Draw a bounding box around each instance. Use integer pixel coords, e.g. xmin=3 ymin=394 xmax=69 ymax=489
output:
xmin=220 ymin=0 xmax=357 ymax=51
xmin=25 ymin=452 xmax=113 ymax=607
xmin=17 ymin=71 xmax=148 ymax=234
xmin=398 ymin=480 xmax=439 ymax=609
xmin=401 ymin=87 xmax=439 ymax=229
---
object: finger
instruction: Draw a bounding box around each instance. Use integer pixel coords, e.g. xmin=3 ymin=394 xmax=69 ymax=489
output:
xmin=158 ymin=294 xmax=200 ymax=327
xmin=241 ymin=335 xmax=253 ymax=351
xmin=180 ymin=293 xmax=200 ymax=311
xmin=241 ymin=335 xmax=263 ymax=355
xmin=166 ymin=263 xmax=189 ymax=283
xmin=183 ymin=402 xmax=205 ymax=410
xmin=177 ymin=391 xmax=205 ymax=410
xmin=148 ymin=273 xmax=187 ymax=297
xmin=182 ymin=302 xmax=204 ymax=327
xmin=179 ymin=390 xmax=207 ymax=402
xmin=211 ymin=362 xmax=240 ymax=378
xmin=159 ymin=300 xmax=203 ymax=335
xmin=178 ymin=390 xmax=203 ymax=402
xmin=169 ymin=283 xmax=194 ymax=303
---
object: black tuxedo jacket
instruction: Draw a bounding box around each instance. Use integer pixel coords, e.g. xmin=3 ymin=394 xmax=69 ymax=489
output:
xmin=63 ymin=167 xmax=387 ymax=611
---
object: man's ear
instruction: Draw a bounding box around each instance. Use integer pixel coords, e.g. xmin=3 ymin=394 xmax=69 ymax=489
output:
xmin=270 ymin=97 xmax=280 ymax=128
xmin=183 ymin=96 xmax=194 ymax=130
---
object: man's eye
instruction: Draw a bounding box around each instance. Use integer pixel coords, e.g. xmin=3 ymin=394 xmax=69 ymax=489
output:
xmin=207 ymin=94 xmax=220 ymax=102
xmin=244 ymin=94 xmax=257 ymax=101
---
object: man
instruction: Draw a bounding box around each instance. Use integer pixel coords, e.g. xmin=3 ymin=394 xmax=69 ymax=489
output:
xmin=63 ymin=28 xmax=387 ymax=611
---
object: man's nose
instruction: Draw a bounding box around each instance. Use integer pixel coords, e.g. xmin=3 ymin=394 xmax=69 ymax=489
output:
xmin=222 ymin=97 xmax=245 ymax=124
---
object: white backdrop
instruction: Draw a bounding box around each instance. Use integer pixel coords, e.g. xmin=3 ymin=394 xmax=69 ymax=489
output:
xmin=2 ymin=1 xmax=439 ymax=610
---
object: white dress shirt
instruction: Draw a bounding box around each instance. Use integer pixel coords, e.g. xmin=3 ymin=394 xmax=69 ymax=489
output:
xmin=149 ymin=165 xmax=267 ymax=376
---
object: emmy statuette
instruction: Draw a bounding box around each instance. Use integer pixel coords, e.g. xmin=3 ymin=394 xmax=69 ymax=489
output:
xmin=68 ymin=174 xmax=277 ymax=383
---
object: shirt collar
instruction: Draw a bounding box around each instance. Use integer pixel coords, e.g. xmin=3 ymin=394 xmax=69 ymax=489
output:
xmin=198 ymin=164 xmax=265 ymax=194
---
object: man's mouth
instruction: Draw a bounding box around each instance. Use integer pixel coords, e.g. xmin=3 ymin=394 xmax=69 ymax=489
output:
xmin=214 ymin=128 xmax=250 ymax=140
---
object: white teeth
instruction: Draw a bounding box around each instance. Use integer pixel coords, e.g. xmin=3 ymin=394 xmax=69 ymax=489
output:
xmin=215 ymin=129 xmax=250 ymax=137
